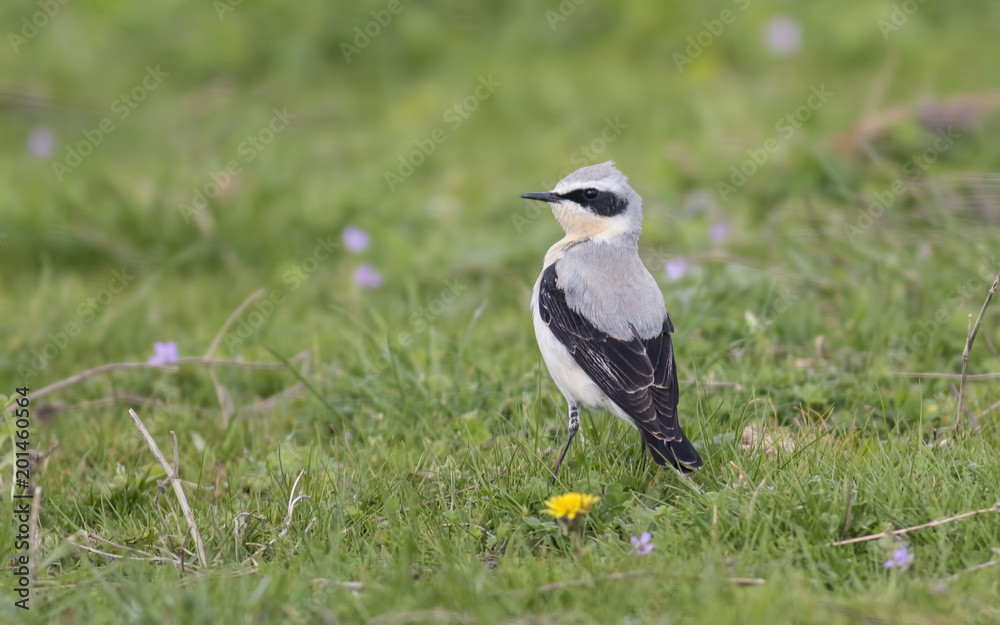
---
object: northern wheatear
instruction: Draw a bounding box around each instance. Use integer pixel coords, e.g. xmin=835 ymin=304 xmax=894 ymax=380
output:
xmin=523 ymin=161 xmax=703 ymax=482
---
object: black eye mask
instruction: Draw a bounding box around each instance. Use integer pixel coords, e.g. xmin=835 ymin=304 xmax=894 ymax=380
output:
xmin=557 ymin=188 xmax=628 ymax=217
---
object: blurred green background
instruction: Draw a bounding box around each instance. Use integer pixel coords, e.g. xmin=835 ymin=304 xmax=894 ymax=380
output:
xmin=3 ymin=0 xmax=1000 ymax=396
xmin=3 ymin=0 xmax=999 ymax=396
xmin=2 ymin=1 xmax=1000 ymax=623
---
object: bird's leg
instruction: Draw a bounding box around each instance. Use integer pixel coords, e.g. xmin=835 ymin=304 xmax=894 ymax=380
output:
xmin=640 ymin=438 xmax=649 ymax=476
xmin=550 ymin=403 xmax=580 ymax=484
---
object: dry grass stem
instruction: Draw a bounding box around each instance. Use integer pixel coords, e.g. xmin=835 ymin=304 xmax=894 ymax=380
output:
xmin=249 ymin=470 xmax=311 ymax=560
xmin=10 ymin=357 xmax=303 ymax=411
xmin=492 ymin=571 xmax=764 ymax=597
xmin=889 ymin=372 xmax=1000 ymax=380
xmin=956 ymin=269 xmax=1000 ymax=426
xmin=205 ymin=289 xmax=267 ymax=424
xmin=128 ymin=409 xmax=208 ymax=568
xmin=829 ymin=500 xmax=1000 ymax=546
xmin=28 ymin=486 xmax=42 ymax=592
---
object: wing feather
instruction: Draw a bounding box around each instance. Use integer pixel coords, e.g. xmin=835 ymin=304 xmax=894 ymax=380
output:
xmin=538 ymin=264 xmax=702 ymax=469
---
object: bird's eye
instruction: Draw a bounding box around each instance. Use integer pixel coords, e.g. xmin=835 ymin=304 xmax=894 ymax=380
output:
xmin=583 ymin=188 xmax=599 ymax=200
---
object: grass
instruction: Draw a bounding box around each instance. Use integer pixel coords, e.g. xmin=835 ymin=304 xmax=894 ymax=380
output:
xmin=2 ymin=0 xmax=1000 ymax=622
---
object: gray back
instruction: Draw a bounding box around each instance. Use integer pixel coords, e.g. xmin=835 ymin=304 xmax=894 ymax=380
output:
xmin=555 ymin=236 xmax=667 ymax=340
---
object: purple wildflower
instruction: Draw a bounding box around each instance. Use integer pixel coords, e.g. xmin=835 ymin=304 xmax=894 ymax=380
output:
xmin=630 ymin=532 xmax=654 ymax=556
xmin=149 ymin=341 xmax=179 ymax=365
xmin=28 ymin=128 xmax=54 ymax=158
xmin=884 ymin=545 xmax=913 ymax=569
xmin=665 ymin=259 xmax=688 ymax=282
xmin=343 ymin=226 xmax=370 ymax=253
xmin=353 ymin=265 xmax=383 ymax=289
xmin=765 ymin=17 xmax=802 ymax=56
xmin=709 ymin=222 xmax=730 ymax=243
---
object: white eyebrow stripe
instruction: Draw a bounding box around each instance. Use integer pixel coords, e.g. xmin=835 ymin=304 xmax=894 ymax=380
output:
xmin=553 ymin=180 xmax=626 ymax=195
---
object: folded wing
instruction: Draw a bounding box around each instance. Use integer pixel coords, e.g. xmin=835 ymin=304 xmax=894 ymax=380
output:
xmin=537 ymin=264 xmax=703 ymax=471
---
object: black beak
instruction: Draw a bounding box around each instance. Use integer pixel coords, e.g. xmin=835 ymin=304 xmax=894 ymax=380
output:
xmin=520 ymin=192 xmax=561 ymax=203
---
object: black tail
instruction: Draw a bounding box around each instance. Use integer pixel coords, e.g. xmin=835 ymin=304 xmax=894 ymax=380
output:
xmin=641 ymin=430 xmax=703 ymax=473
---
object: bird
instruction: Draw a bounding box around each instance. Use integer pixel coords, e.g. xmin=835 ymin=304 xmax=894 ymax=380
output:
xmin=522 ymin=161 xmax=703 ymax=483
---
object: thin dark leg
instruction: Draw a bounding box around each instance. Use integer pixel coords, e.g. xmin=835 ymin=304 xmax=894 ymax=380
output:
xmin=550 ymin=404 xmax=580 ymax=484
xmin=640 ymin=437 xmax=649 ymax=475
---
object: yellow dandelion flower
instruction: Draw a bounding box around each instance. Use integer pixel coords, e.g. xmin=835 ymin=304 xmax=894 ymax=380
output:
xmin=541 ymin=492 xmax=601 ymax=520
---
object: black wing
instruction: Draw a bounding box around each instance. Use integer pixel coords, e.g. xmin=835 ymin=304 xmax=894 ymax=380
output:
xmin=538 ymin=264 xmax=703 ymax=471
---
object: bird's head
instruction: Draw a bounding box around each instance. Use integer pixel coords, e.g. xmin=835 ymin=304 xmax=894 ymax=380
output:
xmin=521 ymin=161 xmax=642 ymax=242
